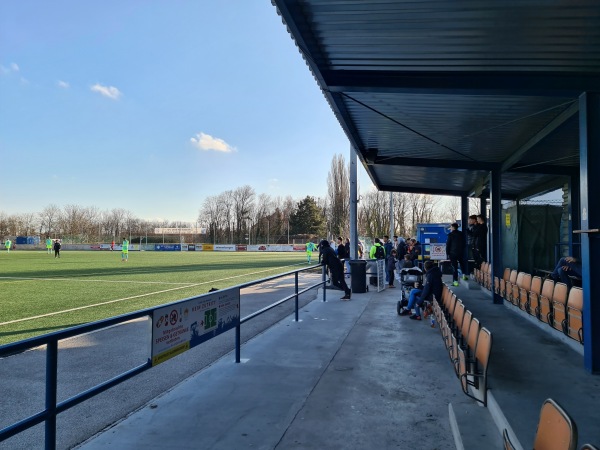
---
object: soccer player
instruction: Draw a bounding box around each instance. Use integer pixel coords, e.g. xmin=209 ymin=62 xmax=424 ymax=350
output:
xmin=305 ymin=240 xmax=317 ymax=263
xmin=5 ymin=238 xmax=12 ymax=253
xmin=121 ymin=238 xmax=129 ymax=261
xmin=46 ymin=237 xmax=53 ymax=254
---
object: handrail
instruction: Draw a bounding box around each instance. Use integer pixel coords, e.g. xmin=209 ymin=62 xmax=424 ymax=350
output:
xmin=0 ymin=264 xmax=328 ymax=449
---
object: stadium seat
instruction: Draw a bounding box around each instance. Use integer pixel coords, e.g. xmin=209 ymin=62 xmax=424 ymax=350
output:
xmin=551 ymin=282 xmax=569 ymax=333
xmin=458 ymin=327 xmax=492 ymax=406
xmin=504 ymin=270 xmax=518 ymax=303
xmin=495 ymin=267 xmax=511 ymax=297
xmin=528 ymin=276 xmax=543 ymax=318
xmin=538 ymin=278 xmax=556 ymax=324
xmin=517 ymin=273 xmax=532 ymax=311
xmin=580 ymin=444 xmax=599 ymax=450
xmin=566 ymin=287 xmax=584 ymax=344
xmin=533 ymin=398 xmax=578 ymax=450
xmin=510 ymin=272 xmax=525 ymax=306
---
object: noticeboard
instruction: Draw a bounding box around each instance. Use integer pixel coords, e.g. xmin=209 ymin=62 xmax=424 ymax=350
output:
xmin=151 ymin=288 xmax=240 ymax=366
xmin=429 ymin=244 xmax=447 ymax=260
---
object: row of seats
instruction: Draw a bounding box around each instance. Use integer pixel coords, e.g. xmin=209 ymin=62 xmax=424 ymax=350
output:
xmin=503 ymin=398 xmax=597 ymax=450
xmin=494 ymin=268 xmax=584 ymax=344
xmin=432 ymin=284 xmax=493 ymax=406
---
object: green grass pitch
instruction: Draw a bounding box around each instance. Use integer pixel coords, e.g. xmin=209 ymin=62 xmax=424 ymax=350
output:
xmin=0 ymin=250 xmax=309 ymax=346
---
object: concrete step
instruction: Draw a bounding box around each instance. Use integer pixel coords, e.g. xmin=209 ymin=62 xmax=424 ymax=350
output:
xmin=449 ymin=398 xmax=504 ymax=450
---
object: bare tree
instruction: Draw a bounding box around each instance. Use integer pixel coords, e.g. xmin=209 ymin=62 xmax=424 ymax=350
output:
xmin=232 ymin=185 xmax=255 ymax=243
xmin=327 ymin=154 xmax=350 ymax=238
xmin=39 ymin=204 xmax=59 ymax=237
xmin=359 ymin=190 xmax=389 ymax=238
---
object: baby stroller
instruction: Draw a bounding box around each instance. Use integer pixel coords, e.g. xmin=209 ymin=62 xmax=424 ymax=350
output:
xmin=396 ymin=267 xmax=423 ymax=315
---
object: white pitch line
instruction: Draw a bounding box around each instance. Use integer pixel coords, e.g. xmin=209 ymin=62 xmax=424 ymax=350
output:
xmin=0 ymin=276 xmax=191 ymax=286
xmin=1 ymin=263 xmax=307 ymax=326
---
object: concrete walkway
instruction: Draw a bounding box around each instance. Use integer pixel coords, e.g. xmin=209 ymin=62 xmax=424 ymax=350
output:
xmin=74 ymin=276 xmax=600 ymax=450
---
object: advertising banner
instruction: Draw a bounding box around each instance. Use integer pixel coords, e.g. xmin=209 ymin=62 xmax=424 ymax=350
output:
xmin=202 ymin=244 xmax=213 ymax=251
xmin=188 ymin=244 xmax=196 ymax=251
xmin=151 ymin=288 xmax=240 ymax=366
xmin=236 ymin=245 xmax=247 ymax=251
xmin=248 ymin=245 xmax=268 ymax=251
xmin=214 ymin=244 xmax=236 ymax=252
xmin=429 ymin=244 xmax=447 ymax=260
xmin=293 ymin=245 xmax=306 ymax=251
xmin=155 ymin=244 xmax=181 ymax=251
xmin=181 ymin=244 xmax=189 ymax=251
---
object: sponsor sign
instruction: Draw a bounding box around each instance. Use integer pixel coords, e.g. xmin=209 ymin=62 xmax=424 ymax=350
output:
xmin=266 ymin=245 xmax=294 ymax=252
xmin=154 ymin=227 xmax=207 ymax=235
xmin=202 ymin=244 xmax=213 ymax=251
xmin=151 ymin=288 xmax=240 ymax=366
xmin=429 ymin=244 xmax=447 ymax=260
xmin=188 ymin=244 xmax=196 ymax=251
xmin=214 ymin=244 xmax=236 ymax=252
xmin=293 ymin=245 xmax=306 ymax=251
xmin=236 ymin=245 xmax=247 ymax=251
xmin=155 ymin=244 xmax=181 ymax=251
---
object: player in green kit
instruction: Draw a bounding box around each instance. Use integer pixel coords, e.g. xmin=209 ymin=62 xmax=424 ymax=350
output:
xmin=121 ymin=238 xmax=129 ymax=262
xmin=5 ymin=238 xmax=12 ymax=253
xmin=306 ymin=240 xmax=317 ymax=263
xmin=46 ymin=237 xmax=53 ymax=254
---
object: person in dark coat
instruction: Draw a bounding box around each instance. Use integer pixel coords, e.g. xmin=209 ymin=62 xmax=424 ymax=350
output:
xmin=319 ymin=240 xmax=351 ymax=300
xmin=386 ymin=249 xmax=398 ymax=288
xmin=446 ymin=223 xmax=467 ymax=286
xmin=473 ymin=215 xmax=488 ymax=269
xmin=399 ymin=260 xmax=443 ymax=320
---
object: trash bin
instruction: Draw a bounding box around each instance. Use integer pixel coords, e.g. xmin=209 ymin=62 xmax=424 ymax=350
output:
xmin=349 ymin=259 xmax=367 ymax=293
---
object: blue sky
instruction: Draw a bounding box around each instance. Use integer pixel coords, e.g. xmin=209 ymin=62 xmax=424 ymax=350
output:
xmin=0 ymin=1 xmax=372 ymax=223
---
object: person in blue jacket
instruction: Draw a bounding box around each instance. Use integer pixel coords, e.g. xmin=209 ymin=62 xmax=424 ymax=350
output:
xmin=399 ymin=260 xmax=443 ymax=320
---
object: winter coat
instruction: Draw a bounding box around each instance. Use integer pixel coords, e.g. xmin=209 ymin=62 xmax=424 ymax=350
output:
xmin=446 ymin=229 xmax=465 ymax=257
xmin=420 ymin=266 xmax=443 ymax=302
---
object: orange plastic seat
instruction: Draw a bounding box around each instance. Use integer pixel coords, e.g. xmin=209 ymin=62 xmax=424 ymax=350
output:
xmin=533 ymin=398 xmax=578 ymax=450
xmin=566 ymin=287 xmax=584 ymax=343
xmin=551 ymin=283 xmax=569 ymax=333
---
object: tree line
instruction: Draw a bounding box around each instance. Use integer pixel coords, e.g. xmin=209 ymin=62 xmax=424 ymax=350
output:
xmin=0 ymin=154 xmax=475 ymax=244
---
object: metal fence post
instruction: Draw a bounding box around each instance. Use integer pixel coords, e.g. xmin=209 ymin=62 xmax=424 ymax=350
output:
xmin=235 ymin=324 xmax=241 ymax=363
xmin=322 ymin=265 xmax=327 ymax=302
xmin=45 ymin=339 xmax=58 ymax=450
xmin=294 ymin=272 xmax=299 ymax=321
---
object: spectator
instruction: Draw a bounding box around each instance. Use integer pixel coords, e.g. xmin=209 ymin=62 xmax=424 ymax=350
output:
xmin=446 ymin=223 xmax=467 ymax=286
xmin=408 ymin=238 xmax=421 ymax=262
xmin=550 ymin=256 xmax=582 ymax=289
xmin=53 ymin=239 xmax=61 ymax=258
xmin=383 ymin=236 xmax=394 ymax=283
xmin=399 ymin=260 xmax=443 ymax=320
xmin=386 ymin=249 xmax=397 ymax=288
xmin=473 ymin=215 xmax=488 ymax=269
xmin=319 ymin=240 xmax=351 ymax=300
xmin=369 ymin=238 xmax=386 ymax=260
xmin=395 ymin=235 xmax=407 ymax=259
xmin=465 ymin=215 xmax=477 ymax=265
xmin=397 ymin=254 xmax=414 ymax=271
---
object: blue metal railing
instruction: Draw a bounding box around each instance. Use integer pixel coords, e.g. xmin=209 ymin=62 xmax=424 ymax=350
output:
xmin=0 ymin=265 xmax=328 ymax=449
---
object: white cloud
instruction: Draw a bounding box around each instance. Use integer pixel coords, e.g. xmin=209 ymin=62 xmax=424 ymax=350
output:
xmin=90 ymin=83 xmax=122 ymax=100
xmin=57 ymin=80 xmax=70 ymax=89
xmin=10 ymin=62 xmax=19 ymax=72
xmin=190 ymin=132 xmax=236 ymax=153
xmin=1 ymin=63 xmax=19 ymax=75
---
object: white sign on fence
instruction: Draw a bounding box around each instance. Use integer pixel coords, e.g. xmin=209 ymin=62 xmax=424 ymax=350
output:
xmin=429 ymin=244 xmax=447 ymax=260
xmin=150 ymin=288 xmax=240 ymax=366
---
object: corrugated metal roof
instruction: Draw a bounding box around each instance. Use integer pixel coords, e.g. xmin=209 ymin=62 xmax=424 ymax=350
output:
xmin=273 ymin=0 xmax=600 ymax=199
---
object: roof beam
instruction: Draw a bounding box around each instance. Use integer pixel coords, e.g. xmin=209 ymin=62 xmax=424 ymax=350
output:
xmin=379 ymin=184 xmax=469 ymax=197
xmin=371 ymin=156 xmax=497 ymax=171
xmin=323 ymin=70 xmax=599 ymax=97
xmin=501 ymin=102 xmax=579 ymax=172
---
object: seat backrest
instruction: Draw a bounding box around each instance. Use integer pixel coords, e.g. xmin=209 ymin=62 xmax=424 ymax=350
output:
xmin=530 ymin=276 xmax=543 ymax=296
xmin=461 ymin=310 xmax=473 ymax=341
xmin=553 ymin=282 xmax=569 ymax=307
xmin=509 ymin=269 xmax=518 ymax=284
xmin=520 ymin=273 xmax=532 ymax=292
xmin=580 ymin=444 xmax=599 ymax=450
xmin=541 ymin=278 xmax=555 ymax=300
xmin=515 ymin=272 xmax=525 ymax=289
xmin=533 ymin=398 xmax=578 ymax=450
xmin=503 ymin=267 xmax=511 ymax=282
xmin=475 ymin=327 xmax=492 ymax=369
xmin=467 ymin=317 xmax=480 ymax=352
xmin=454 ymin=301 xmax=465 ymax=330
xmin=566 ymin=287 xmax=584 ymax=342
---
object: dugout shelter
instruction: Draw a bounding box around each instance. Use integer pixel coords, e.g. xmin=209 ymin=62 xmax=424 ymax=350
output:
xmin=272 ymin=0 xmax=600 ymax=373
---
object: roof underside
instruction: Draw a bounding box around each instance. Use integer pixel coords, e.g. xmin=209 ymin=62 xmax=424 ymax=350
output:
xmin=272 ymin=0 xmax=600 ymax=199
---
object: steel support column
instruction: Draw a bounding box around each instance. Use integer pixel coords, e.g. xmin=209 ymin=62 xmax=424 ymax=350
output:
xmin=579 ymin=92 xmax=600 ymax=373
xmin=489 ymin=170 xmax=503 ymax=304
xmin=350 ymin=145 xmax=358 ymax=259
xmin=569 ymin=175 xmax=581 ymax=259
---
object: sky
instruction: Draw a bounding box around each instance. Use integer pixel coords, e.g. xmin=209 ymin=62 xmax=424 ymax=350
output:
xmin=0 ymin=1 xmax=374 ymax=223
